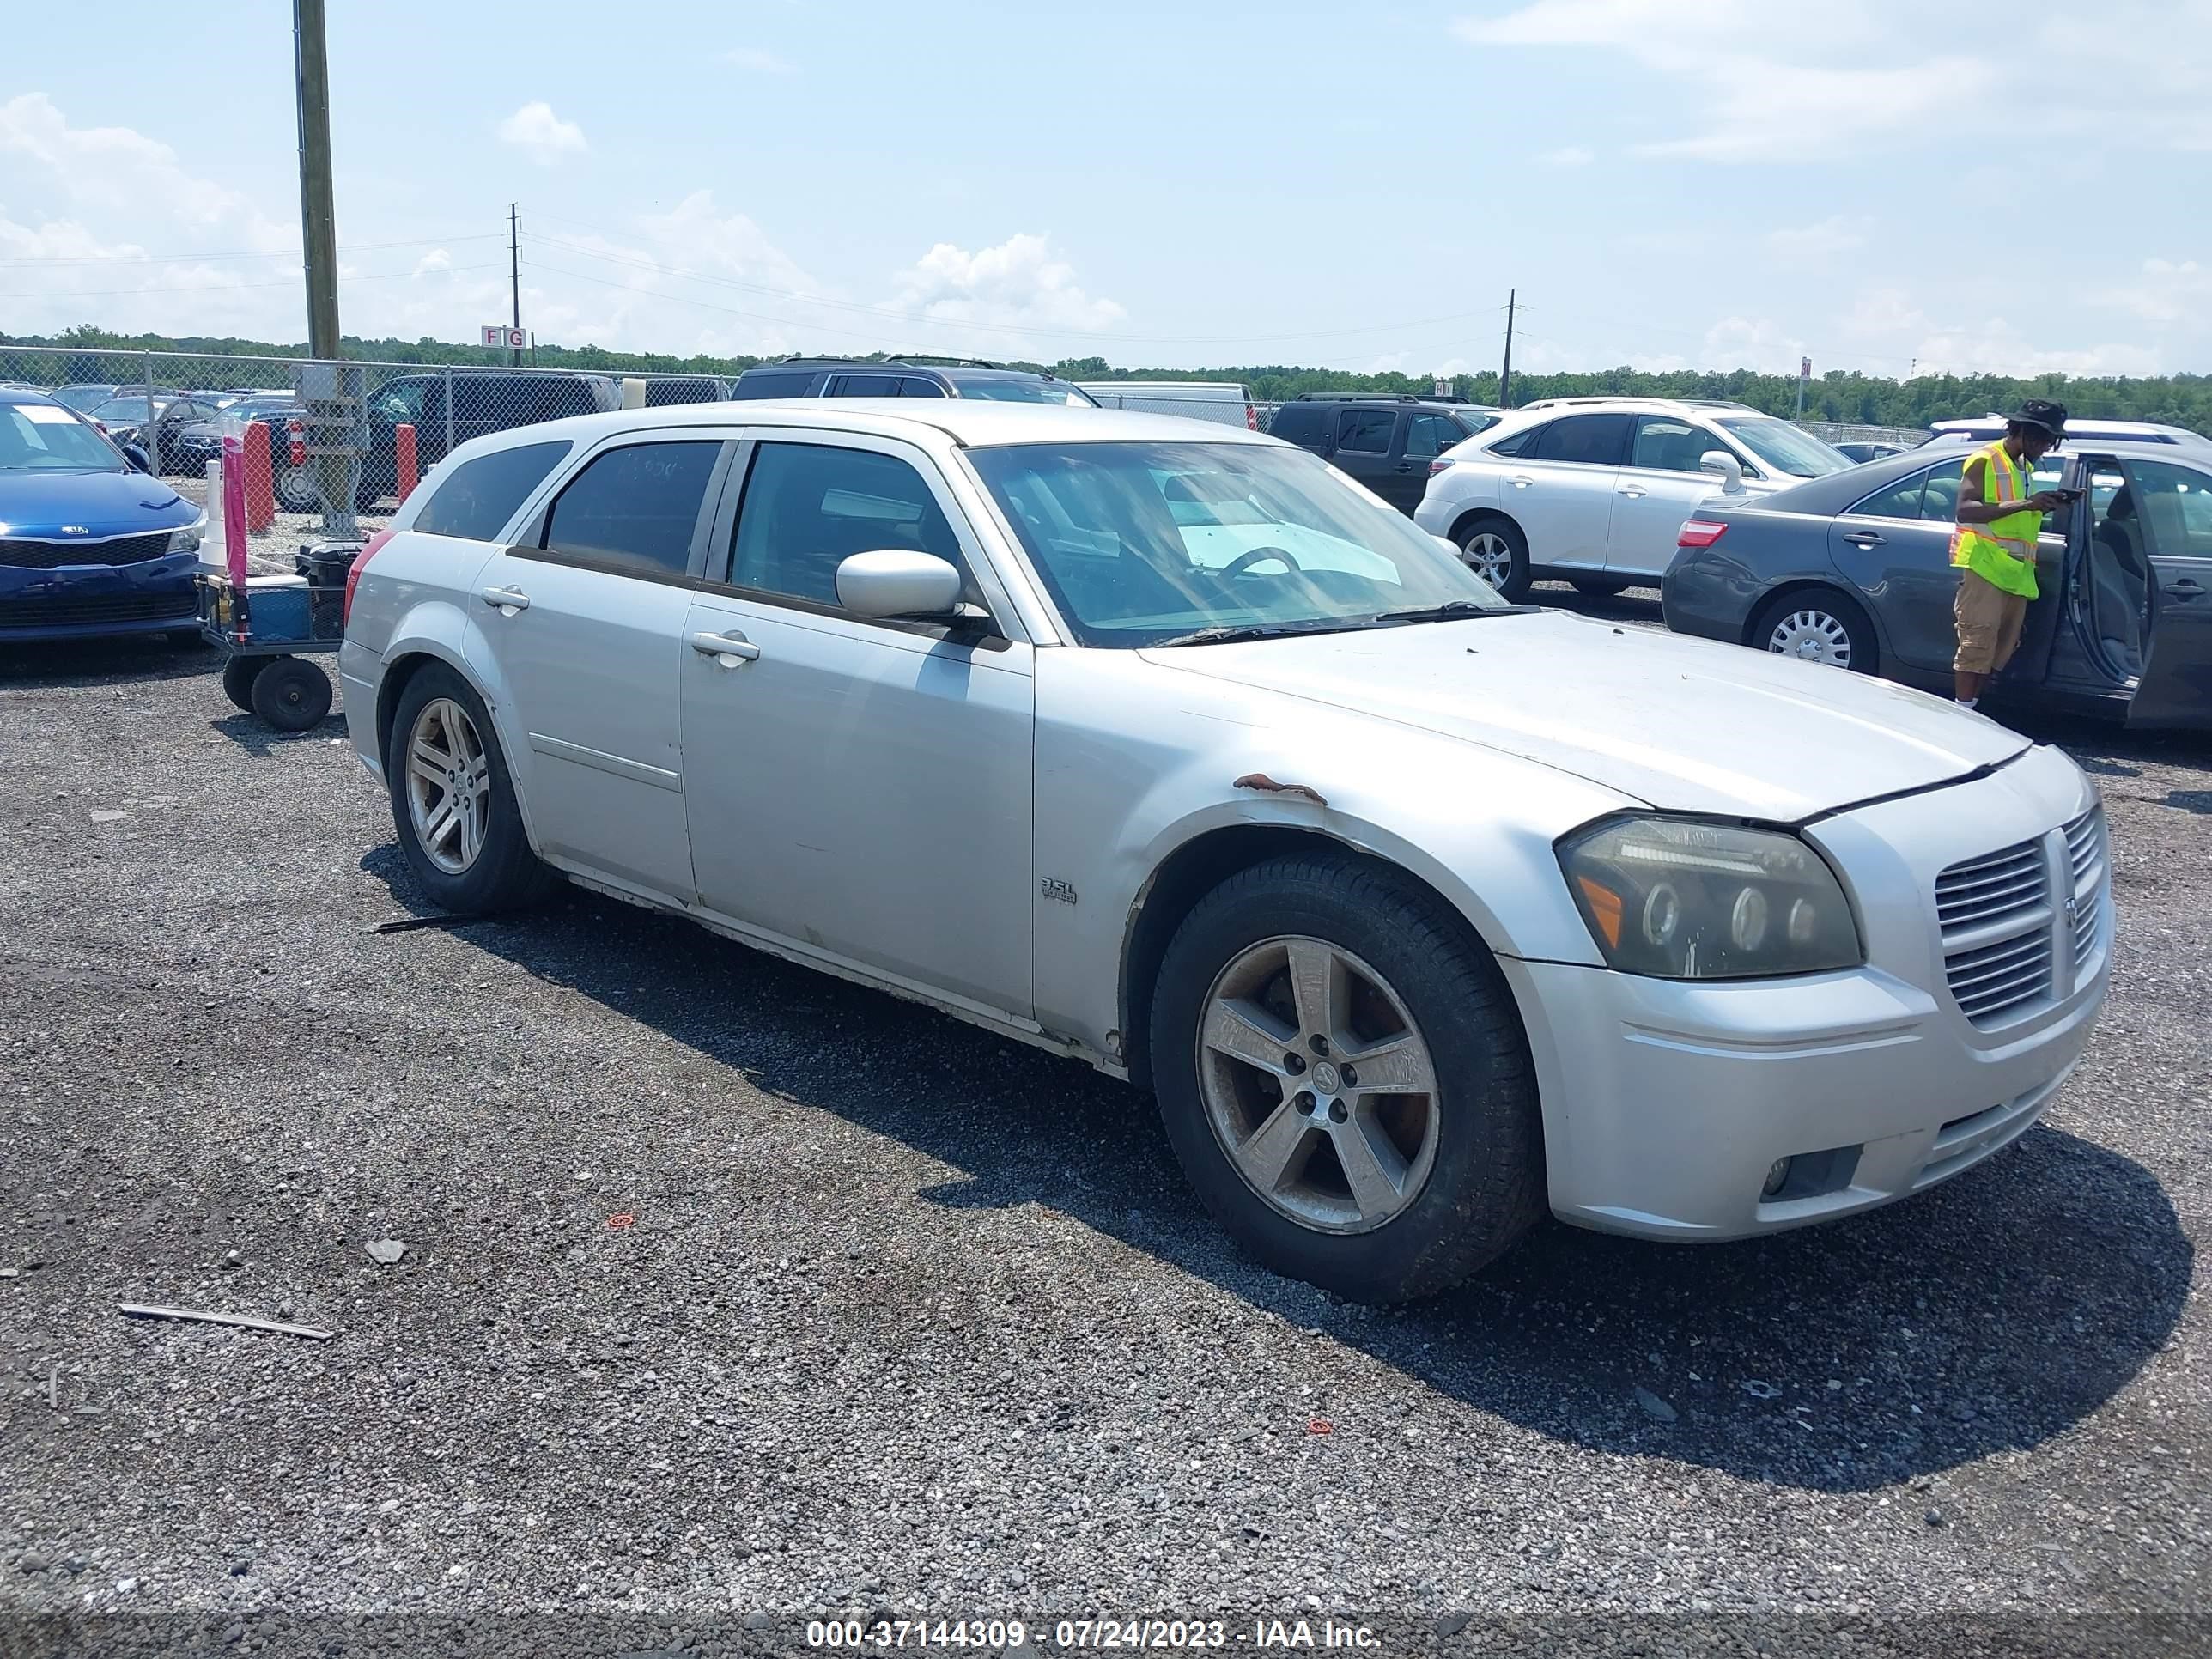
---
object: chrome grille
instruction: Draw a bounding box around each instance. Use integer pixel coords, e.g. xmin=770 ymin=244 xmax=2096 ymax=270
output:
xmin=1936 ymin=837 xmax=2053 ymax=1027
xmin=2064 ymin=806 xmax=2106 ymax=968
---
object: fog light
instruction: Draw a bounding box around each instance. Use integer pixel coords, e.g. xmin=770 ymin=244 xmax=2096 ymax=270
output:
xmin=1762 ymin=1158 xmax=1793 ymax=1198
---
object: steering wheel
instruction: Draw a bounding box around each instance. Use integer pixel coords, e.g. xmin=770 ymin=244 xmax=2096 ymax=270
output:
xmin=1219 ymin=544 xmax=1303 ymax=580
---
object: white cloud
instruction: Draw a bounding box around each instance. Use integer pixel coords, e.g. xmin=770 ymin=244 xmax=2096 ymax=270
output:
xmin=1537 ymin=145 xmax=1593 ymax=167
xmin=725 ymin=46 xmax=796 ymax=74
xmin=1765 ymin=216 xmax=1868 ymax=265
xmin=1700 ymin=316 xmax=1808 ymax=376
xmin=1454 ymin=1 xmax=2208 ymax=161
xmin=410 ymin=248 xmax=453 ymax=276
xmin=1841 ymin=283 xmax=2160 ymax=378
xmin=2091 ymin=258 xmax=2212 ymax=326
xmin=888 ymin=233 xmax=1124 ymax=351
xmin=495 ymin=102 xmax=586 ymax=166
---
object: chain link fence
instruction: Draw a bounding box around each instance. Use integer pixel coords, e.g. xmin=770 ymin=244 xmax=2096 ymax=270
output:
xmin=0 ymin=343 xmax=742 ymax=556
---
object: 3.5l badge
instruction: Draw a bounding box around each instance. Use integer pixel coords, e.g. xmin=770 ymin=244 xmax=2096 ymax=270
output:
xmin=1041 ymin=878 xmax=1079 ymax=906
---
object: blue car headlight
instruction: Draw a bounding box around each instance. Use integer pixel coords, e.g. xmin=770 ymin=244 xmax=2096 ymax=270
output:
xmin=166 ymin=519 xmax=206 ymax=556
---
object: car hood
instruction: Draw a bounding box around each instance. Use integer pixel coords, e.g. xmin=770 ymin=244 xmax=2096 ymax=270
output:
xmin=0 ymin=469 xmax=194 ymax=538
xmin=1139 ymin=611 xmax=2030 ymax=820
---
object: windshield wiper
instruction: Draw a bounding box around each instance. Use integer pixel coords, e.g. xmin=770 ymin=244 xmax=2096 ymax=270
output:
xmin=1364 ymin=599 xmax=1529 ymax=626
xmin=1150 ymin=623 xmax=1307 ymax=648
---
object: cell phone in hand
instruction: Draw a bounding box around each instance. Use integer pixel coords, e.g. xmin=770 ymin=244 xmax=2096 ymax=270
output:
xmin=2048 ymin=486 xmax=2084 ymax=503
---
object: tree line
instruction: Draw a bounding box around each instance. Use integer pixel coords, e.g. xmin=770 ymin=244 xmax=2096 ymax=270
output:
xmin=7 ymin=323 xmax=2207 ymax=435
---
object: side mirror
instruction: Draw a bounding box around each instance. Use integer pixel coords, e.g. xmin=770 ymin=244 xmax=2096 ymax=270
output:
xmin=121 ymin=441 xmax=154 ymax=473
xmin=1699 ymin=449 xmax=1746 ymax=494
xmin=835 ymin=550 xmax=966 ymax=620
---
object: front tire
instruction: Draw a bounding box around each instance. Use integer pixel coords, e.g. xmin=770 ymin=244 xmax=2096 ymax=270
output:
xmin=1456 ymin=517 xmax=1532 ymax=603
xmin=385 ymin=663 xmax=558 ymax=913
xmin=1149 ymin=853 xmax=1543 ymax=1303
xmin=1753 ymin=587 xmax=1879 ymax=674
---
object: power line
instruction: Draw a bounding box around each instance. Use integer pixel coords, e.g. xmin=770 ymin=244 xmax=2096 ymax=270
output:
xmin=0 ymin=232 xmax=505 ymax=268
xmin=3 ymin=261 xmax=506 ymax=301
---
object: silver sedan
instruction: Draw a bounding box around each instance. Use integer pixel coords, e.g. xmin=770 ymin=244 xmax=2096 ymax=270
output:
xmin=340 ymin=401 xmax=2111 ymax=1302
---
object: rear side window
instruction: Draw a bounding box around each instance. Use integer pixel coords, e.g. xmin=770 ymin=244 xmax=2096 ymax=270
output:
xmin=1268 ymin=404 xmax=1328 ymax=446
xmin=533 ymin=378 xmax=602 ymax=420
xmin=1533 ymin=414 xmax=1631 ymax=465
xmin=1487 ymin=423 xmax=1540 ymax=457
xmin=733 ymin=370 xmax=818 ymax=399
xmin=413 ymin=440 xmax=574 ymax=542
xmin=542 ymin=441 xmax=723 ymax=579
xmin=830 ymin=373 xmax=901 ymax=397
xmin=897 ymin=376 xmax=948 ymax=398
xmin=1336 ymin=410 xmax=1397 ymax=453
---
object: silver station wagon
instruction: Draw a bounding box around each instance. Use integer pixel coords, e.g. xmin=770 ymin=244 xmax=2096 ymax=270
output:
xmin=341 ymin=401 xmax=2111 ymax=1302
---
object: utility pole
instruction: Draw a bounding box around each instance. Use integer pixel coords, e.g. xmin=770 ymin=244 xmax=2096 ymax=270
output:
xmin=509 ymin=204 xmax=521 ymax=368
xmin=1498 ymin=289 xmax=1516 ymax=408
xmin=293 ymin=0 xmax=339 ymax=359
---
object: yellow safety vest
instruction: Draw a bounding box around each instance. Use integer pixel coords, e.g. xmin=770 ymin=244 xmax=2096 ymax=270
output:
xmin=1949 ymin=441 xmax=2041 ymax=599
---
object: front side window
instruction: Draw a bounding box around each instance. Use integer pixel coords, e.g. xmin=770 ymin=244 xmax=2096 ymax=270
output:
xmin=1533 ymin=413 xmax=1631 ymax=466
xmin=1716 ymin=417 xmax=1851 ymax=479
xmin=414 ymin=440 xmax=573 ymax=542
xmin=1629 ymin=416 xmax=1712 ymax=474
xmin=542 ymin=441 xmax=721 ymax=578
xmin=969 ymin=440 xmax=1509 ymax=648
xmin=372 ymin=380 xmax=429 ymax=423
xmin=1335 ymin=410 xmax=1396 ymax=453
xmin=728 ymin=442 xmax=966 ymax=607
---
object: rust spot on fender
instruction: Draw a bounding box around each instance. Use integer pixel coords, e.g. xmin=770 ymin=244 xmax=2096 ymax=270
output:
xmin=1232 ymin=773 xmax=1328 ymax=808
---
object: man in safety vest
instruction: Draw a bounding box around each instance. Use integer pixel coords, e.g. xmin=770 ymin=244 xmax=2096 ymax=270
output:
xmin=1950 ymin=399 xmax=2072 ymax=708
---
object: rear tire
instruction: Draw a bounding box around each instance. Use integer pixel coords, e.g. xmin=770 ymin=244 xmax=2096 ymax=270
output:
xmin=385 ymin=663 xmax=559 ymax=914
xmin=275 ymin=463 xmax=319 ymax=514
xmin=1752 ymin=587 xmax=1879 ymax=675
xmin=249 ymin=656 xmax=332 ymax=731
xmin=221 ymin=655 xmax=267 ymax=711
xmin=1149 ymin=852 xmax=1543 ymax=1303
xmin=1456 ymin=517 xmax=1532 ymax=603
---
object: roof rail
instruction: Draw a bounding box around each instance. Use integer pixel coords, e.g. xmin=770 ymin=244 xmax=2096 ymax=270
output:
xmin=768 ymin=354 xmax=1006 ymax=371
xmin=1294 ymin=392 xmax=1471 ymax=404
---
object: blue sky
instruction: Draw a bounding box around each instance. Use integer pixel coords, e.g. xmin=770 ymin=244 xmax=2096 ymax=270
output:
xmin=4 ymin=0 xmax=2209 ymax=378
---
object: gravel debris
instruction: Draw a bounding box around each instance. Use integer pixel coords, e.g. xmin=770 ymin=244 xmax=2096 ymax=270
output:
xmin=3 ymin=604 xmax=2209 ymax=1628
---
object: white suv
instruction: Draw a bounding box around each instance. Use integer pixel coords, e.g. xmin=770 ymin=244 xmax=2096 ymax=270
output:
xmin=1415 ymin=398 xmax=1854 ymax=600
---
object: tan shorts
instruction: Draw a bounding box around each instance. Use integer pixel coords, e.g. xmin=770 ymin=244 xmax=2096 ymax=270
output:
xmin=1953 ymin=571 xmax=2028 ymax=675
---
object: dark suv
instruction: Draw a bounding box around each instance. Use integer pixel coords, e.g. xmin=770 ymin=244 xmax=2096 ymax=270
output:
xmin=345 ymin=369 xmax=621 ymax=509
xmin=731 ymin=356 xmax=1098 ymax=407
xmin=1267 ymin=394 xmax=1502 ymax=514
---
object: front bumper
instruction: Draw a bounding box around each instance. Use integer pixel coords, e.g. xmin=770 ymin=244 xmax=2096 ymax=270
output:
xmin=1507 ymin=744 xmax=2110 ymax=1239
xmin=0 ymin=555 xmax=199 ymax=641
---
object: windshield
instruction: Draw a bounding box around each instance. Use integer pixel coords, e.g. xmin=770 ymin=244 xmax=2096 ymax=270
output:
xmin=0 ymin=402 xmax=125 ymax=471
xmin=88 ymin=397 xmax=164 ymax=424
xmin=52 ymin=386 xmax=116 ymax=413
xmin=1717 ymin=417 xmax=1852 ymax=478
xmin=222 ymin=397 xmax=295 ymax=422
xmin=969 ymin=440 xmax=1510 ymax=647
xmin=1455 ymin=410 xmax=1500 ymax=436
xmin=945 ymin=374 xmax=1100 ymax=407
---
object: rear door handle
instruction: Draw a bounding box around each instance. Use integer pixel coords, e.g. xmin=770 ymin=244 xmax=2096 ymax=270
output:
xmin=2164 ymin=578 xmax=2205 ymax=599
xmin=1842 ymin=530 xmax=1887 ymax=548
xmin=1508 ymin=475 xmax=1535 ymax=489
xmin=479 ymin=585 xmax=529 ymax=611
xmin=691 ymin=629 xmax=761 ymax=665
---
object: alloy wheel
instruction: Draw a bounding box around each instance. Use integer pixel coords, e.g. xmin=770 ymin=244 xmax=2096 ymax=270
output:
xmin=1197 ymin=936 xmax=1441 ymax=1235
xmin=404 ymin=697 xmax=492 ymax=875
xmin=1462 ymin=532 xmax=1514 ymax=587
xmin=1766 ymin=608 xmax=1855 ymax=668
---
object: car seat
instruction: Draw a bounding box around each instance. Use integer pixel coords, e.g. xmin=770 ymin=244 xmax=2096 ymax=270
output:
xmin=2091 ymin=495 xmax=2149 ymax=676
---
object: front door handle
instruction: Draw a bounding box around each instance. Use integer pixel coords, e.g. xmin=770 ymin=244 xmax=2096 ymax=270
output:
xmin=691 ymin=629 xmax=762 ymax=665
xmin=1842 ymin=530 xmax=1887 ymax=548
xmin=1618 ymin=485 xmax=1648 ymax=499
xmin=479 ymin=585 xmax=529 ymax=611
xmin=2164 ymin=579 xmax=2204 ymax=599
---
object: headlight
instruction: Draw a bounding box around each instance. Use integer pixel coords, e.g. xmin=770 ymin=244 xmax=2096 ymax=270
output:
xmin=1559 ymin=816 xmax=1863 ymax=980
xmin=166 ymin=520 xmax=206 ymax=556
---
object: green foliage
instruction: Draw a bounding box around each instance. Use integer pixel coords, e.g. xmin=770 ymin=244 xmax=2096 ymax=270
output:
xmin=4 ymin=323 xmax=2206 ymax=435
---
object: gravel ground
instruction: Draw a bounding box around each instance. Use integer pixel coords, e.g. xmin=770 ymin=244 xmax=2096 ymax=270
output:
xmin=3 ymin=597 xmax=2209 ymax=1655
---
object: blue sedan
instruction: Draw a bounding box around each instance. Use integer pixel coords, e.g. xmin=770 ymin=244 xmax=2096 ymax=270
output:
xmin=0 ymin=387 xmax=206 ymax=644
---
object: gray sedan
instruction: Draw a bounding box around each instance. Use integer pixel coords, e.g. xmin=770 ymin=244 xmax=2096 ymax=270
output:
xmin=1662 ymin=438 xmax=2212 ymax=730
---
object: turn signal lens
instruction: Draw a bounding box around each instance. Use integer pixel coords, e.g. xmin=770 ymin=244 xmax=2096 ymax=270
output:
xmin=1576 ymin=876 xmax=1624 ymax=949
